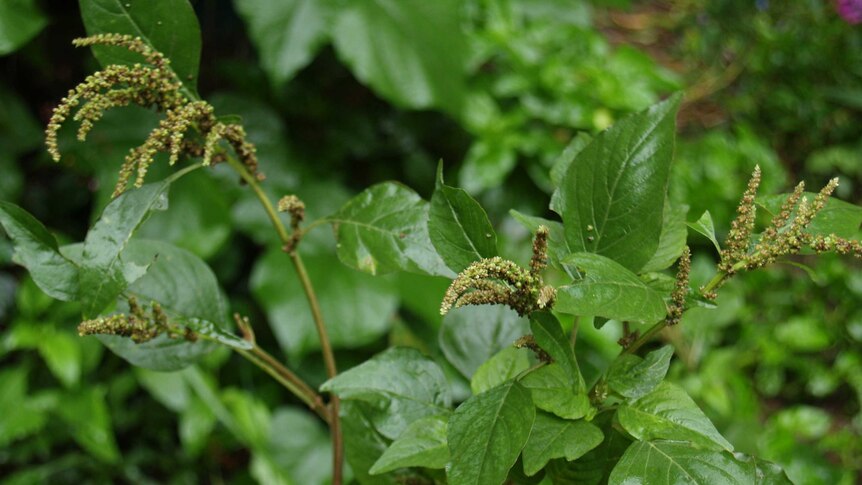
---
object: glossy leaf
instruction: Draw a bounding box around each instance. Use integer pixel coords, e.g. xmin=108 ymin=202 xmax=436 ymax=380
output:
xmin=609 ymin=441 xmax=756 ymax=485
xmin=471 ymin=346 xmax=532 ymax=395
xmin=520 ymin=364 xmax=592 ymax=420
xmin=530 ymin=312 xmax=583 ymax=388
xmin=234 ymin=0 xmax=331 ymax=86
xmin=641 ymin=202 xmax=688 ymax=273
xmin=617 ymin=381 xmax=734 ymax=451
xmin=321 ymin=347 xmax=451 ymax=439
xmin=370 ymin=414 xmax=449 ymax=474
xmin=509 ymin=210 xmax=573 ymax=275
xmin=522 ymin=412 xmax=604 ymax=476
xmin=328 ymin=182 xmax=453 ymax=277
xmin=758 ymin=192 xmax=862 ymax=240
xmin=0 ymin=0 xmax=47 ymax=55
xmin=439 ymin=305 xmax=530 ymax=379
xmin=607 ymin=345 xmax=674 ymax=400
xmin=331 ymin=0 xmax=467 ymax=113
xmin=733 ymin=453 xmax=794 ymax=484
xmin=448 ymin=381 xmax=535 ymax=485
xmin=251 ymin=250 xmax=397 ymax=359
xmin=557 ymin=94 xmax=681 ymax=272
xmin=341 ymin=401 xmax=400 ymax=485
xmin=688 ymin=210 xmax=721 ymax=254
xmin=556 ymin=253 xmax=667 ymax=323
xmin=0 ymin=201 xmax=79 ymax=301
xmin=546 ymin=420 xmax=632 ymax=485
xmin=429 ymin=163 xmax=497 ymax=272
xmin=79 ymin=0 xmax=202 ymax=97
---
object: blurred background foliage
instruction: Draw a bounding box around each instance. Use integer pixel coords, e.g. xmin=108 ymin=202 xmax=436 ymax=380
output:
xmin=0 ymin=0 xmax=860 ymax=483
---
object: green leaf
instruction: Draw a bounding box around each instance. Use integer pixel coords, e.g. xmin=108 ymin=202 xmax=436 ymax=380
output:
xmin=267 ymin=407 xmax=334 ymax=485
xmin=0 ymin=368 xmax=50 ymax=447
xmin=429 ymin=163 xmax=497 ymax=272
xmin=758 ymin=193 xmax=862 ymax=240
xmin=0 ymin=0 xmax=47 ymax=55
xmin=55 ymin=387 xmax=121 ymax=463
xmin=607 ymin=345 xmax=674 ymax=400
xmin=509 ymin=210 xmax=573 ymax=275
xmin=79 ymin=0 xmax=202 ymax=97
xmin=341 ymin=401 xmax=400 ymax=485
xmin=617 ymin=382 xmax=734 ymax=451
xmin=370 ymin=415 xmax=449 ymax=474
xmin=439 ymin=305 xmax=530 ymax=379
xmin=733 ymin=453 xmax=794 ymax=484
xmin=179 ymin=396 xmax=217 ymax=457
xmin=87 ymin=239 xmax=228 ymax=371
xmin=180 ymin=317 xmax=252 ymax=351
xmin=78 ymin=183 xmax=169 ymax=317
xmin=608 ymin=441 xmax=757 ymax=485
xmin=233 ymin=0 xmax=331 ymax=86
xmin=321 ymin=347 xmax=451 ymax=439
xmin=448 ymin=381 xmax=535 ymax=485
xmin=688 ymin=210 xmax=721 ymax=254
xmin=522 ymin=412 xmax=604 ymax=476
xmin=550 ymin=132 xmax=592 ymax=188
xmin=328 ymin=182 xmax=453 ymax=277
xmin=557 ymin=94 xmax=681 ymax=272
xmin=251 ymin=250 xmax=397 ymax=359
xmin=556 ymin=253 xmax=667 ymax=323
xmin=545 ymin=419 xmax=632 ymax=485
xmin=520 ymin=364 xmax=592 ymax=420
xmin=37 ymin=331 xmax=82 ymax=388
xmin=136 ymin=368 xmax=190 ymax=412
xmin=641 ymin=202 xmax=688 ymax=273
xmin=529 ymin=312 xmax=583 ymax=388
xmin=471 ymin=346 xmax=532 ymax=395
xmin=0 ymin=201 xmax=79 ymax=301
xmin=331 ymin=0 xmax=467 ymax=113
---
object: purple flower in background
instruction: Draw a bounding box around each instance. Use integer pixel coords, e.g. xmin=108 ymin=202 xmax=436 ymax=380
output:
xmin=837 ymin=0 xmax=862 ymax=24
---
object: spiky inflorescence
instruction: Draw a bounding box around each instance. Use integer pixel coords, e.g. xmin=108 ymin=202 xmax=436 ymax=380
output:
xmin=278 ymin=194 xmax=306 ymax=252
xmin=45 ymin=34 xmax=261 ymax=197
xmin=719 ymin=165 xmax=761 ymax=273
xmin=665 ymin=247 xmax=691 ymax=326
xmin=78 ymin=297 xmax=194 ymax=343
xmin=440 ymin=227 xmax=556 ymax=317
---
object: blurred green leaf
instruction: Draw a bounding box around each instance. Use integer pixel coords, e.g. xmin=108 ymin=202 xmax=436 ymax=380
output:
xmin=179 ymin=395 xmax=217 ymax=457
xmin=522 ymin=412 xmax=604 ymax=477
xmin=557 ymin=94 xmax=681 ymax=272
xmin=267 ymin=407 xmax=333 ymax=485
xmin=439 ymin=305 xmax=530 ymax=379
xmin=79 ymin=0 xmax=202 ymax=97
xmin=0 ymin=368 xmax=50 ymax=447
xmin=774 ymin=317 xmax=832 ymax=352
xmin=607 ymin=345 xmax=673 ymax=400
xmin=37 ymin=330 xmax=83 ymax=388
xmin=341 ymin=401 xmax=399 ymax=485
xmin=0 ymin=84 xmax=43 ymax=156
xmin=55 ymin=387 xmax=121 ymax=463
xmin=370 ymin=414 xmax=449 ymax=474
xmin=448 ymin=380 xmax=535 ymax=485
xmin=0 ymin=0 xmax=47 ymax=55
xmin=688 ymin=210 xmax=722 ymax=254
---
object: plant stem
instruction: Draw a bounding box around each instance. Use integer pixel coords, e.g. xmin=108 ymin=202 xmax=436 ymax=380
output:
xmin=224 ymin=154 xmax=344 ymax=485
xmin=570 ymin=316 xmax=580 ymax=348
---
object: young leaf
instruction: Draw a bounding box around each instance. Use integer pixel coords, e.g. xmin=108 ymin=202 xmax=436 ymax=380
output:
xmin=328 ymin=182 xmax=453 ymax=277
xmin=331 ymin=0 xmax=468 ymax=113
xmin=79 ymin=0 xmax=202 ymax=97
xmin=429 ymin=163 xmax=497 ymax=272
xmin=0 ymin=0 xmax=47 ymax=55
xmin=439 ymin=305 xmax=530 ymax=379
xmin=609 ymin=441 xmax=759 ymax=485
xmin=688 ymin=210 xmax=721 ymax=254
xmin=471 ymin=346 xmax=532 ymax=395
xmin=448 ymin=381 xmax=535 ymax=485
xmin=522 ymin=412 xmax=604 ymax=476
xmin=557 ymin=94 xmax=681 ymax=272
xmin=556 ymin=253 xmax=667 ymax=323
xmin=520 ymin=364 xmax=592 ymax=420
xmin=321 ymin=347 xmax=452 ymax=439
xmin=607 ymin=345 xmax=674 ymax=400
xmin=0 ymin=201 xmax=79 ymax=301
xmin=370 ymin=414 xmax=449 ymax=474
xmin=78 ymin=183 xmax=169 ymax=317
xmin=640 ymin=202 xmax=688 ymax=273
xmin=234 ymin=0 xmax=331 ymax=87
xmin=530 ymin=312 xmax=583 ymax=388
xmin=617 ymin=382 xmax=734 ymax=452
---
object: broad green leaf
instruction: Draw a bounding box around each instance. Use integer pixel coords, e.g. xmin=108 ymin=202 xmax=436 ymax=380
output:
xmin=0 ymin=0 xmax=47 ymax=55
xmin=609 ymin=441 xmax=756 ymax=485
xmin=530 ymin=312 xmax=583 ymax=388
xmin=37 ymin=331 xmax=82 ymax=388
xmin=617 ymin=382 xmax=734 ymax=451
xmin=87 ymin=239 xmax=228 ymax=371
xmin=688 ymin=210 xmax=721 ymax=254
xmin=55 ymin=387 xmax=121 ymax=463
xmin=341 ymin=401 xmax=400 ymax=485
xmin=758 ymin=193 xmax=862 ymax=240
xmin=546 ymin=419 xmax=632 ymax=485
xmin=448 ymin=381 xmax=535 ymax=485
xmin=471 ymin=346 xmax=532 ymax=395
xmin=522 ymin=412 xmax=604 ymax=476
xmin=267 ymin=407 xmax=334 ymax=485
xmin=321 ymin=347 xmax=451 ymax=439
xmin=520 ymin=364 xmax=591 ymax=420
xmin=550 ymin=132 xmax=592 ymax=188
xmin=640 ymin=202 xmax=688 ymax=273
xmin=556 ymin=253 xmax=667 ymax=323
xmin=0 ymin=201 xmax=79 ymax=301
xmin=79 ymin=183 xmax=169 ymax=317
xmin=558 ymin=94 xmax=681 ymax=272
xmin=328 ymin=182 xmax=453 ymax=277
xmin=429 ymin=163 xmax=497 ymax=272
xmin=251 ymin=250 xmax=397 ymax=359
xmin=135 ymin=368 xmax=190 ymax=412
xmin=0 ymin=368 xmax=50 ymax=447
xmin=331 ymin=0 xmax=467 ymax=113
xmin=439 ymin=305 xmax=530 ymax=379
xmin=234 ymin=0 xmax=331 ymax=86
xmin=79 ymin=0 xmax=202 ymax=97
xmin=607 ymin=345 xmax=674 ymax=400
xmin=733 ymin=453 xmax=794 ymax=484
xmin=509 ymin=210 xmax=573 ymax=275
xmin=370 ymin=415 xmax=449 ymax=474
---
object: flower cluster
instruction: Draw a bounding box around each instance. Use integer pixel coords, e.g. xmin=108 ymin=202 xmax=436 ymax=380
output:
xmin=665 ymin=246 xmax=691 ymax=326
xmin=278 ymin=194 xmax=306 ymax=252
xmin=45 ymin=34 xmax=261 ymax=198
xmin=78 ymin=296 xmax=194 ymax=344
xmin=440 ymin=226 xmax=556 ymax=317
